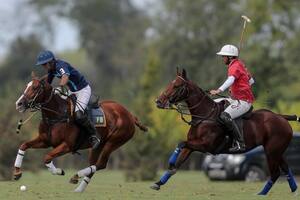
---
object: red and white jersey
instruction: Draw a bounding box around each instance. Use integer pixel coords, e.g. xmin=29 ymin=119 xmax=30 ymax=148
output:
xmin=227 ymin=59 xmax=255 ymax=103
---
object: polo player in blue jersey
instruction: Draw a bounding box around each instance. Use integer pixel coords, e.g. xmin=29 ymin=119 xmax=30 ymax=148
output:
xmin=36 ymin=50 xmax=101 ymax=149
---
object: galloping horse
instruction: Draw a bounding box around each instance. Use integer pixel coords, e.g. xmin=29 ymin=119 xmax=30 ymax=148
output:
xmin=151 ymin=69 xmax=298 ymax=195
xmin=14 ymin=73 xmax=147 ymax=192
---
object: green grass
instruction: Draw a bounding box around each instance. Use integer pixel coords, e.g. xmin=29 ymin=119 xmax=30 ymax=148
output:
xmin=0 ymin=170 xmax=298 ymax=200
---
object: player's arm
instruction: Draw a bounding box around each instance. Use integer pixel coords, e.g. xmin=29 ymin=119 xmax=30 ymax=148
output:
xmin=210 ymin=76 xmax=235 ymax=95
xmin=59 ymin=74 xmax=69 ymax=86
xmin=218 ymin=76 xmax=235 ymax=92
xmin=58 ymin=67 xmax=70 ymax=94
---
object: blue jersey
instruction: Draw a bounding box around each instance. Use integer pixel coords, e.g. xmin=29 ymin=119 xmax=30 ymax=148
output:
xmin=47 ymin=59 xmax=89 ymax=92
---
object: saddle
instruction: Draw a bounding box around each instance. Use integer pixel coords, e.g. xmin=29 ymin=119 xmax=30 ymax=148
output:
xmin=86 ymin=95 xmax=106 ymax=127
xmin=69 ymin=94 xmax=106 ymax=127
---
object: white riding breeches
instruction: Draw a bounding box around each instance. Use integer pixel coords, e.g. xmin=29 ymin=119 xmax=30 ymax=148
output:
xmin=214 ymin=98 xmax=252 ymax=119
xmin=71 ymin=85 xmax=92 ymax=112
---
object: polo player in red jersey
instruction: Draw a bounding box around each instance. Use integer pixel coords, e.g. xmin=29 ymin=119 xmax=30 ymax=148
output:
xmin=210 ymin=44 xmax=255 ymax=152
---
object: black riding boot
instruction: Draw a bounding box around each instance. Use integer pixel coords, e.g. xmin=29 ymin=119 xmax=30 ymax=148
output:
xmin=75 ymin=110 xmax=101 ymax=150
xmin=220 ymin=112 xmax=246 ymax=153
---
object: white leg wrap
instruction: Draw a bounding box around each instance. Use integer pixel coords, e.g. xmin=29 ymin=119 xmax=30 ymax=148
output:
xmin=14 ymin=149 xmax=25 ymax=168
xmin=77 ymin=165 xmax=96 ymax=178
xmin=74 ymin=176 xmax=90 ymax=193
xmin=45 ymin=161 xmax=59 ymax=175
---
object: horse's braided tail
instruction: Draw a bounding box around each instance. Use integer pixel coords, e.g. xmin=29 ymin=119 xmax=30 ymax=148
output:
xmin=280 ymin=114 xmax=300 ymax=122
xmin=134 ymin=116 xmax=148 ymax=132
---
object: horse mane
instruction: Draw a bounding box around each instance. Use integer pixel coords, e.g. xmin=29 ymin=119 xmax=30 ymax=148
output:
xmin=187 ymin=79 xmax=218 ymax=106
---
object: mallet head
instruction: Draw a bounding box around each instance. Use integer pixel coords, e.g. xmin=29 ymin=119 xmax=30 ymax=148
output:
xmin=241 ymin=15 xmax=251 ymax=23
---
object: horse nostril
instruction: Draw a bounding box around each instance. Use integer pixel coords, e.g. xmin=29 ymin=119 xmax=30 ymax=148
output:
xmin=17 ymin=101 xmax=26 ymax=107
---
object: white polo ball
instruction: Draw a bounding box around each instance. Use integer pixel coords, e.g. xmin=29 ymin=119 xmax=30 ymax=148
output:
xmin=20 ymin=185 xmax=26 ymax=191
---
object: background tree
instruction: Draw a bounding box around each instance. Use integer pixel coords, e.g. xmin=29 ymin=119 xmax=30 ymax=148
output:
xmin=30 ymin=0 xmax=149 ymax=102
xmin=124 ymin=48 xmax=163 ymax=180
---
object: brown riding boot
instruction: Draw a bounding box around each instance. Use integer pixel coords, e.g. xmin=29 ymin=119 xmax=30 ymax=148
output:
xmin=220 ymin=112 xmax=246 ymax=153
xmin=228 ymin=120 xmax=246 ymax=152
xmin=75 ymin=110 xmax=101 ymax=150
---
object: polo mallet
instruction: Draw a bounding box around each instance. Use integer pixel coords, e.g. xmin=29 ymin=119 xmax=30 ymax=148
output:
xmin=16 ymin=112 xmax=36 ymax=134
xmin=239 ymin=15 xmax=251 ymax=52
xmin=16 ymin=119 xmax=23 ymax=134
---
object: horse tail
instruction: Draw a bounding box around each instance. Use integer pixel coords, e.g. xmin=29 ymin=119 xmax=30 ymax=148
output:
xmin=133 ymin=116 xmax=148 ymax=132
xmin=280 ymin=114 xmax=300 ymax=122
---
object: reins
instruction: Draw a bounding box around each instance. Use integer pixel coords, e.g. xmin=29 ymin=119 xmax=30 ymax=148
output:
xmin=16 ymin=86 xmax=72 ymax=133
xmin=166 ymin=77 xmax=225 ymax=125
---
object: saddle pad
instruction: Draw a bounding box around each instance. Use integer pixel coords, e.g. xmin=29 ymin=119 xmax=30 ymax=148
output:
xmin=88 ymin=107 xmax=106 ymax=127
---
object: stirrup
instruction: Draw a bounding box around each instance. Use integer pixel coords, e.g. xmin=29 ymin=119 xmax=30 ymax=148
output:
xmin=229 ymin=141 xmax=245 ymax=153
xmin=89 ymin=135 xmax=101 ymax=150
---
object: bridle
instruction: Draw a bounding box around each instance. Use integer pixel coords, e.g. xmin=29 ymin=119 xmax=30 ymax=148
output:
xmin=162 ymin=76 xmax=219 ymax=125
xmin=23 ymin=80 xmax=48 ymax=111
xmin=23 ymin=80 xmax=66 ymax=117
xmin=16 ymin=80 xmax=71 ymax=134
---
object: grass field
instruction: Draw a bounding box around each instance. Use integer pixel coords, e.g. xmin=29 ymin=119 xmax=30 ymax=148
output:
xmin=0 ymin=170 xmax=298 ymax=200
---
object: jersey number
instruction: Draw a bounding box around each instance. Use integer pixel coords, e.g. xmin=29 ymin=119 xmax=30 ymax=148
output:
xmin=59 ymin=68 xmax=66 ymax=75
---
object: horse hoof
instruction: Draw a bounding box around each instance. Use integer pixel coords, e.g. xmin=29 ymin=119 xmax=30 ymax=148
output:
xmin=74 ymin=188 xmax=84 ymax=193
xmin=150 ymin=183 xmax=160 ymax=191
xmin=13 ymin=172 xmax=22 ymax=181
xmin=60 ymin=169 xmax=65 ymax=176
xmin=69 ymin=175 xmax=79 ymax=184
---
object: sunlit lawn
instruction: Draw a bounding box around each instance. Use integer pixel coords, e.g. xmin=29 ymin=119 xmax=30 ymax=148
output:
xmin=0 ymin=170 xmax=298 ymax=200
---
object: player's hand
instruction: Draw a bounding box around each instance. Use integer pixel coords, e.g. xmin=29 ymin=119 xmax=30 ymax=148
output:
xmin=209 ymin=89 xmax=222 ymax=95
xmin=54 ymin=86 xmax=69 ymax=99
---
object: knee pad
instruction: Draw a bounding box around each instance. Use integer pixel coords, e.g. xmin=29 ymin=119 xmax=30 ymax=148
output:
xmin=75 ymin=110 xmax=86 ymax=122
xmin=220 ymin=112 xmax=232 ymax=123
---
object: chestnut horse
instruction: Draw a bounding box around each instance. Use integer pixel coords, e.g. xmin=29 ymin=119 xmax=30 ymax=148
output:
xmin=151 ymin=69 xmax=298 ymax=195
xmin=14 ymin=74 xmax=147 ymax=192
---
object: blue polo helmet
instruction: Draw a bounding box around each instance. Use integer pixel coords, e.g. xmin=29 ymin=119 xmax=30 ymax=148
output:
xmin=35 ymin=50 xmax=55 ymax=65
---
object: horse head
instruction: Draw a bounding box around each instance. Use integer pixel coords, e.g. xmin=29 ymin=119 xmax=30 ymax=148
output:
xmin=156 ymin=68 xmax=193 ymax=109
xmin=16 ymin=73 xmax=52 ymax=112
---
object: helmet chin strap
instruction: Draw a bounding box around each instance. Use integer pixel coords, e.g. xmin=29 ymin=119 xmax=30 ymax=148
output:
xmin=228 ymin=56 xmax=237 ymax=61
xmin=225 ymin=56 xmax=236 ymax=65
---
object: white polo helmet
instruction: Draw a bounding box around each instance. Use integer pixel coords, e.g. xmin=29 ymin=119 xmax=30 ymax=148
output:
xmin=216 ymin=44 xmax=239 ymax=57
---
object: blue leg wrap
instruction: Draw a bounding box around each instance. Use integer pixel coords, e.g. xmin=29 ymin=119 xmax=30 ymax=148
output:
xmin=158 ymin=146 xmax=182 ymax=185
xmin=258 ymin=180 xmax=273 ymax=195
xmin=168 ymin=147 xmax=181 ymax=166
xmin=159 ymin=171 xmax=173 ymax=185
xmin=287 ymin=169 xmax=298 ymax=192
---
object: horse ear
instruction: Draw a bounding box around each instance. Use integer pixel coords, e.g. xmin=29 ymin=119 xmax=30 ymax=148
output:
xmin=31 ymin=71 xmax=37 ymax=79
xmin=176 ymin=67 xmax=180 ymax=75
xmin=182 ymin=69 xmax=188 ymax=80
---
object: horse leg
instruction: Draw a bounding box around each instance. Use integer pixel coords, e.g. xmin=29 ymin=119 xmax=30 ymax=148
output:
xmin=70 ymin=147 xmax=102 ymax=184
xmin=279 ymin=157 xmax=298 ymax=193
xmin=44 ymin=142 xmax=70 ymax=176
xmin=74 ymin=173 xmax=95 ymax=193
xmin=13 ymin=136 xmax=49 ymax=180
xmin=258 ymin=153 xmax=281 ymax=195
xmin=71 ymin=143 xmax=117 ymax=192
xmin=151 ymin=142 xmax=192 ymax=190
